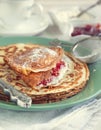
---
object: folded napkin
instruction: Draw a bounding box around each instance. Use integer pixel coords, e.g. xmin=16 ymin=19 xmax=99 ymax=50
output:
xmin=48 ymin=7 xmax=78 ymax=34
xmin=0 ymin=98 xmax=101 ymax=130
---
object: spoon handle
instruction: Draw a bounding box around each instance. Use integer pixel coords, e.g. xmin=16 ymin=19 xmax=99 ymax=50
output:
xmin=77 ymin=0 xmax=101 ymax=17
xmin=49 ymin=39 xmax=73 ymax=48
xmin=0 ymin=79 xmax=32 ymax=108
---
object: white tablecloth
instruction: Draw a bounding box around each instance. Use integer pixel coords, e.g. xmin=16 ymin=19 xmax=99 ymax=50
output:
xmin=0 ymin=98 xmax=101 ymax=130
xmin=0 ymin=0 xmax=101 ymax=130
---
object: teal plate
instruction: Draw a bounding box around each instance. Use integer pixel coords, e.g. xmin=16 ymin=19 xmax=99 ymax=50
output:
xmin=0 ymin=36 xmax=101 ymax=111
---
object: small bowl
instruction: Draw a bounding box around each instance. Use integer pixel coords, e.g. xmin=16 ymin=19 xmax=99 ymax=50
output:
xmin=72 ymin=36 xmax=101 ymax=63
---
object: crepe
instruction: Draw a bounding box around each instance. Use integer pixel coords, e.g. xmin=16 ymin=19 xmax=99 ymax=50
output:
xmin=0 ymin=43 xmax=90 ymax=104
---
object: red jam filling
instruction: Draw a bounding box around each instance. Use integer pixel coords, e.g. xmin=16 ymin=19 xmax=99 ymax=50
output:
xmin=71 ymin=23 xmax=101 ymax=36
xmin=38 ymin=61 xmax=65 ymax=86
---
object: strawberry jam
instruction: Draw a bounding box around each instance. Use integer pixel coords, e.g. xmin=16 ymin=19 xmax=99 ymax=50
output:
xmin=51 ymin=61 xmax=65 ymax=76
xmin=71 ymin=23 xmax=101 ymax=36
xmin=38 ymin=61 xmax=65 ymax=86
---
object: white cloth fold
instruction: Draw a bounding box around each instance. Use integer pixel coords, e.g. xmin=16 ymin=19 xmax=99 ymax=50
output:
xmin=48 ymin=7 xmax=77 ymax=34
xmin=0 ymin=98 xmax=101 ymax=130
xmin=29 ymin=99 xmax=101 ymax=130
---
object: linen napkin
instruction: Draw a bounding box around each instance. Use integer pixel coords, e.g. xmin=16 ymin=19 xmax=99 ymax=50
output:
xmin=27 ymin=98 xmax=101 ymax=130
xmin=0 ymin=98 xmax=101 ymax=130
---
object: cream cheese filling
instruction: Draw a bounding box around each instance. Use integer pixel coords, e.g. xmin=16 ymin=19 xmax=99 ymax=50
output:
xmin=37 ymin=54 xmax=74 ymax=88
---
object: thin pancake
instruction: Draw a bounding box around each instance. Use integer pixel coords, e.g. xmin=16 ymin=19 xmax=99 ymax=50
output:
xmin=0 ymin=43 xmax=89 ymax=104
xmin=5 ymin=44 xmax=64 ymax=75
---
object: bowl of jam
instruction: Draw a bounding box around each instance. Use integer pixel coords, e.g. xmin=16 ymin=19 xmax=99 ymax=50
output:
xmin=70 ymin=20 xmax=101 ymax=37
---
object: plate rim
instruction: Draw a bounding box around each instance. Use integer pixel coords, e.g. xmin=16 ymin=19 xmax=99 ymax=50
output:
xmin=0 ymin=14 xmax=49 ymax=36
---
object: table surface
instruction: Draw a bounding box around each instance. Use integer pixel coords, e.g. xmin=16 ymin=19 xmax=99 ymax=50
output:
xmin=0 ymin=0 xmax=101 ymax=130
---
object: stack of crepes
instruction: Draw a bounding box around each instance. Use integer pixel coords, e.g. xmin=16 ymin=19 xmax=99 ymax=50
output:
xmin=0 ymin=43 xmax=89 ymax=103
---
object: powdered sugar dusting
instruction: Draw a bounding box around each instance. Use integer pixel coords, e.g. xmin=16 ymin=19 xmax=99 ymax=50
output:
xmin=21 ymin=47 xmax=58 ymax=68
xmin=29 ymin=47 xmax=57 ymax=62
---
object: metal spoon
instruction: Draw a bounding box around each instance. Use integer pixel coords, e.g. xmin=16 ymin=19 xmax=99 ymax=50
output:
xmin=0 ymin=79 xmax=32 ymax=108
xmin=49 ymin=37 xmax=101 ymax=63
xmin=75 ymin=0 xmax=101 ymax=18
